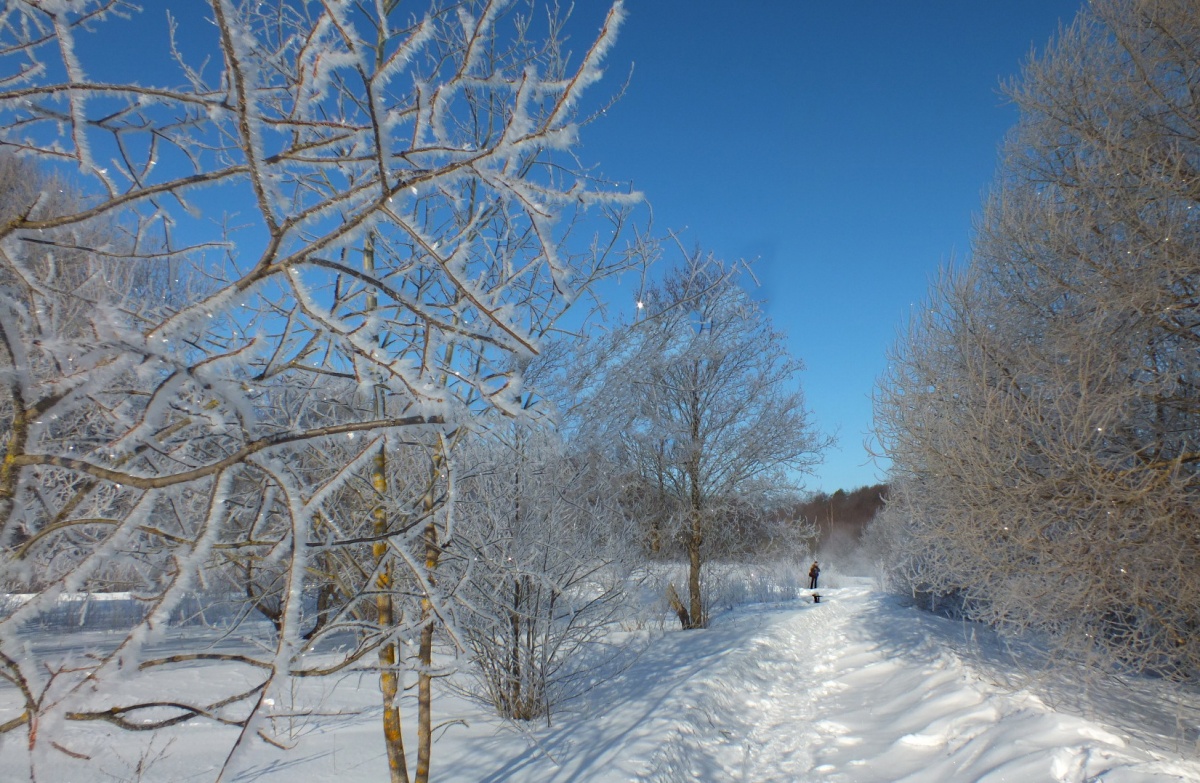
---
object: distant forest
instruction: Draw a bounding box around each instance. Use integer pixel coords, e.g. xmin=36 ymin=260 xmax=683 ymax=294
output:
xmin=778 ymin=484 xmax=889 ymax=558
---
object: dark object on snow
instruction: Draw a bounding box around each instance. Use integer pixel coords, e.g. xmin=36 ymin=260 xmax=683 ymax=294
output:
xmin=808 ymin=561 xmax=820 ymax=590
xmin=813 ymin=593 xmax=821 ymax=604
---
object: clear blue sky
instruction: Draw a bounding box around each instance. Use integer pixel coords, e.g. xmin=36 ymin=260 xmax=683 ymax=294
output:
xmin=69 ymin=1 xmax=1085 ymax=496
xmin=574 ymin=0 xmax=1086 ymax=494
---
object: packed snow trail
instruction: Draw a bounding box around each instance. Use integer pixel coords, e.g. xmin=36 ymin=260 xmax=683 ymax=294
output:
xmin=475 ymin=584 xmax=1199 ymax=783
xmin=21 ymin=584 xmax=1198 ymax=781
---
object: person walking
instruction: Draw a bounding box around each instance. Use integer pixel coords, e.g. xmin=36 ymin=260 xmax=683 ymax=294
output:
xmin=808 ymin=560 xmax=820 ymax=590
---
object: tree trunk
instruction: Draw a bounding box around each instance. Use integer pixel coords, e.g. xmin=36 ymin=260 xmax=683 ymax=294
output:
xmin=364 ymin=230 xmax=409 ymax=783
xmin=508 ymin=576 xmax=522 ymax=717
xmin=666 ymin=582 xmax=691 ymax=628
xmin=0 ymin=321 xmax=28 ymax=524
xmin=304 ymin=545 xmax=337 ymax=641
xmin=685 ymin=415 xmax=706 ymax=629
xmin=372 ymin=446 xmax=409 ymax=783
xmin=415 ymin=444 xmax=444 ymax=783
xmin=686 ymin=512 xmax=704 ymax=629
xmin=686 ymin=366 xmax=707 ymax=629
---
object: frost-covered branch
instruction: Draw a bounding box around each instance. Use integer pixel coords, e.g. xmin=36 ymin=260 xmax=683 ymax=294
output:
xmin=0 ymin=1 xmax=638 ymax=779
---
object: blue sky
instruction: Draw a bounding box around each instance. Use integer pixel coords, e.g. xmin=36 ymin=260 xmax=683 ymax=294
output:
xmin=574 ymin=1 xmax=1086 ymax=494
xmin=60 ymin=1 xmax=1084 ymax=496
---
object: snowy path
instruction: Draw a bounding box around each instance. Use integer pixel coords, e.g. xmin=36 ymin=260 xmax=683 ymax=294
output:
xmin=19 ymin=584 xmax=1199 ymax=782
xmin=639 ymin=596 xmax=831 ymax=781
xmin=474 ymin=584 xmax=1200 ymax=783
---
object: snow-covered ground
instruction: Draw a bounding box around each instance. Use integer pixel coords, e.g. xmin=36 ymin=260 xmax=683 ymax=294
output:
xmin=6 ymin=580 xmax=1200 ymax=782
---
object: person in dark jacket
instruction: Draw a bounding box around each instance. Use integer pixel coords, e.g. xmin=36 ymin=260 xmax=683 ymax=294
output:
xmin=808 ymin=560 xmax=820 ymax=590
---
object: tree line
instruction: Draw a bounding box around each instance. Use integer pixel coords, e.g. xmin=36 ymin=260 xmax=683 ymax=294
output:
xmin=871 ymin=0 xmax=1199 ymax=685
xmin=783 ymin=484 xmax=888 ymax=545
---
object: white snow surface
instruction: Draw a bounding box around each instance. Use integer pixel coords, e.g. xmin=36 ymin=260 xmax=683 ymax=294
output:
xmin=6 ymin=581 xmax=1200 ymax=782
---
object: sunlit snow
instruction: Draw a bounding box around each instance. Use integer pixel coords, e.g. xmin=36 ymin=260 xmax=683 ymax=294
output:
xmin=4 ymin=579 xmax=1197 ymax=782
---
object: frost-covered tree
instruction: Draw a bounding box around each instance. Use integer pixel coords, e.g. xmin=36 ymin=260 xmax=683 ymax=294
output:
xmin=874 ymin=0 xmax=1200 ymax=681
xmin=451 ymin=423 xmax=636 ymax=722
xmin=448 ymin=344 xmax=641 ymax=723
xmin=0 ymin=1 xmax=637 ymax=780
xmin=582 ymin=253 xmax=828 ymax=629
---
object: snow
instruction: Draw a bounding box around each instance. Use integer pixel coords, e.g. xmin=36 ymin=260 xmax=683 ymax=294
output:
xmin=4 ymin=580 xmax=1198 ymax=782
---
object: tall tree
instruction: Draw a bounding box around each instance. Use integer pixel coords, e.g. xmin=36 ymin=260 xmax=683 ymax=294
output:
xmin=584 ymin=253 xmax=829 ymax=628
xmin=874 ymin=0 xmax=1200 ymax=680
